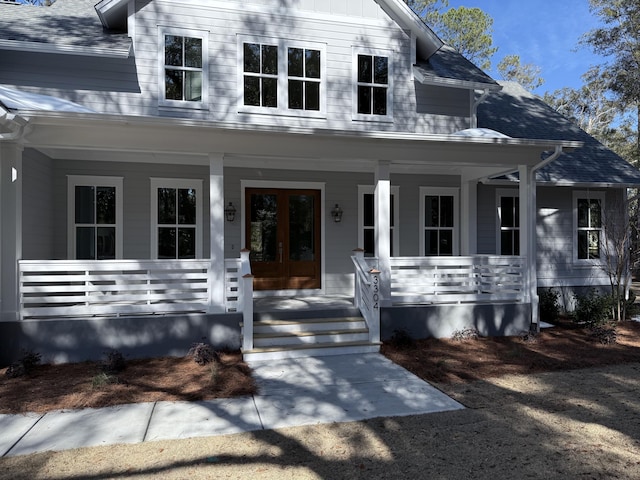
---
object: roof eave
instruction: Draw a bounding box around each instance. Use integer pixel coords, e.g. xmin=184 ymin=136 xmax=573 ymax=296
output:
xmin=0 ymin=39 xmax=131 ymax=58
xmin=413 ymin=65 xmax=502 ymax=91
xmin=377 ymin=0 xmax=443 ymax=57
xmin=94 ymin=0 xmax=129 ymax=31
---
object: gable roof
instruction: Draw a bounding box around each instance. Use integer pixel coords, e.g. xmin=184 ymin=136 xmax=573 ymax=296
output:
xmin=0 ymin=0 xmax=131 ymax=57
xmin=479 ymin=81 xmax=640 ymax=187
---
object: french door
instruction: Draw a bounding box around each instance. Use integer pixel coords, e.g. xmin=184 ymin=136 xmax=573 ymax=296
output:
xmin=245 ymin=188 xmax=321 ymax=290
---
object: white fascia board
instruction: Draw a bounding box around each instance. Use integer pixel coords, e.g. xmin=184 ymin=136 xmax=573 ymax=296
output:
xmin=413 ymin=65 xmax=501 ymax=91
xmin=0 ymin=39 xmax=131 ymax=58
xmin=95 ymin=0 xmax=129 ymax=29
xmin=377 ymin=0 xmax=443 ymax=57
xmin=22 ymin=110 xmax=584 ymax=155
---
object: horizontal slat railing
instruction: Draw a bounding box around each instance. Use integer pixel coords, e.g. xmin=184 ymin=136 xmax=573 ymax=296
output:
xmin=19 ymin=259 xmax=215 ymax=319
xmin=390 ymin=255 xmax=525 ymax=304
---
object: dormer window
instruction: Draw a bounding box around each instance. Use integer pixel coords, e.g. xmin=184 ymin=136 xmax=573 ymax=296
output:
xmin=353 ymin=49 xmax=393 ymax=121
xmin=159 ymin=27 xmax=208 ymax=109
xmin=238 ymin=36 xmax=326 ymax=117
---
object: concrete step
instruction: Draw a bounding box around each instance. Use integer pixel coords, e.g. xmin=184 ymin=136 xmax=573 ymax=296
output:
xmin=242 ymin=341 xmax=381 ymax=362
xmin=253 ymin=328 xmax=370 ymax=347
xmin=247 ymin=317 xmax=366 ymax=334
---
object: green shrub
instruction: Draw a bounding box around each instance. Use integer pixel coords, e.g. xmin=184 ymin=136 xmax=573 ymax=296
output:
xmin=573 ymin=289 xmax=612 ymax=328
xmin=91 ymin=372 xmax=120 ymax=389
xmin=539 ymin=288 xmax=560 ymax=322
xmin=590 ymin=326 xmax=617 ymax=345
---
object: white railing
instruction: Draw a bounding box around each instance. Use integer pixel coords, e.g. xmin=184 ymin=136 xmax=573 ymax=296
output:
xmin=351 ymin=250 xmax=381 ymax=344
xmin=18 ymin=255 xmax=254 ymax=320
xmin=390 ymin=255 xmax=525 ymax=304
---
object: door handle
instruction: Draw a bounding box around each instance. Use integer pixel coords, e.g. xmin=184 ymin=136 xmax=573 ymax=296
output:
xmin=279 ymin=242 xmax=283 ymax=263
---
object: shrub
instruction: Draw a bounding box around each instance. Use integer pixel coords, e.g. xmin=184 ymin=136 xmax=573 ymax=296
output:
xmin=451 ymin=327 xmax=479 ymax=341
xmin=188 ymin=340 xmax=220 ymax=366
xmin=590 ymin=326 xmax=617 ymax=345
xmin=4 ymin=349 xmax=42 ymax=378
xmin=91 ymin=372 xmax=120 ymax=389
xmin=520 ymin=329 xmax=539 ymax=343
xmin=388 ymin=329 xmax=415 ymax=348
xmin=573 ymin=289 xmax=613 ymax=328
xmin=539 ymin=288 xmax=560 ymax=322
xmin=101 ymin=350 xmax=126 ymax=374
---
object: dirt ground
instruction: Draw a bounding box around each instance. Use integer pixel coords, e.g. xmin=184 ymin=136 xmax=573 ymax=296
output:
xmin=2 ymin=321 xmax=640 ymax=479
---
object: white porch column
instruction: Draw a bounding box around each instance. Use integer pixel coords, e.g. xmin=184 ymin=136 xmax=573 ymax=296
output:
xmin=519 ymin=164 xmax=539 ymax=329
xmin=208 ymin=153 xmax=225 ymax=313
xmin=0 ymin=142 xmax=23 ymax=321
xmin=460 ymin=177 xmax=478 ymax=255
xmin=374 ymin=160 xmax=392 ymax=306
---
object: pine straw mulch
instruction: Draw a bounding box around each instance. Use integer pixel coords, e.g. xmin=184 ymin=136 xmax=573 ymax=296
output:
xmin=382 ymin=319 xmax=640 ymax=385
xmin=2 ymin=320 xmax=640 ymax=416
xmin=0 ymin=351 xmax=256 ymax=415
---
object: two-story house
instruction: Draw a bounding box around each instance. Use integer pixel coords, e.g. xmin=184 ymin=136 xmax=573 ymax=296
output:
xmin=1 ymin=0 xmax=639 ymax=363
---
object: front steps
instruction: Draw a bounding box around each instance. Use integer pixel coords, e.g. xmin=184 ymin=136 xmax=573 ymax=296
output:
xmin=242 ymin=307 xmax=380 ymax=361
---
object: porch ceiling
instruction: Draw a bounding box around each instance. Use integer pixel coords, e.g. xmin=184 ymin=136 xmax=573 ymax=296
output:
xmin=21 ymin=111 xmax=582 ymax=177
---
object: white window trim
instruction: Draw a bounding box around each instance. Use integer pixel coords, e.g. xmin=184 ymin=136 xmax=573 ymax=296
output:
xmin=236 ymin=35 xmax=327 ymax=118
xmin=352 ymin=47 xmax=394 ymax=122
xmin=419 ymin=187 xmax=459 ymax=256
xmin=67 ymin=175 xmax=123 ymax=260
xmin=158 ymin=26 xmax=209 ymax=110
xmin=358 ymin=185 xmax=400 ymax=256
xmin=496 ymin=189 xmax=519 ymax=256
xmin=150 ymin=178 xmax=204 ymax=259
xmin=573 ymin=190 xmax=605 ymax=264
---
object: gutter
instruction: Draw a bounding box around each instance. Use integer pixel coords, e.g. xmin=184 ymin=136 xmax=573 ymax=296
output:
xmin=0 ymin=107 xmax=28 ymax=141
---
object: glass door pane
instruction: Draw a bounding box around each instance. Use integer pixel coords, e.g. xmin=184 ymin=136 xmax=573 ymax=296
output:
xmin=289 ymin=194 xmax=314 ymax=261
xmin=250 ymin=193 xmax=278 ymax=262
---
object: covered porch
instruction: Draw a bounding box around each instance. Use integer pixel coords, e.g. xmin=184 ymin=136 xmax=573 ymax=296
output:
xmin=0 ymin=109 xmax=581 ymax=362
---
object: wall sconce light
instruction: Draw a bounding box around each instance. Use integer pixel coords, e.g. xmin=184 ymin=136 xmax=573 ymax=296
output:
xmin=224 ymin=202 xmax=236 ymax=222
xmin=331 ymin=203 xmax=343 ymax=223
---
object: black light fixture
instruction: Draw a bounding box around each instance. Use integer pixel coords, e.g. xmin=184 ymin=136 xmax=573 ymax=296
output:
xmin=224 ymin=202 xmax=236 ymax=222
xmin=331 ymin=203 xmax=343 ymax=223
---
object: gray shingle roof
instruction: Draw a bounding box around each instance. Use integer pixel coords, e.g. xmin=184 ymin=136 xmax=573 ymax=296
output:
xmin=479 ymin=81 xmax=640 ymax=186
xmin=0 ymin=0 xmax=130 ymax=53
xmin=416 ymin=44 xmax=499 ymax=89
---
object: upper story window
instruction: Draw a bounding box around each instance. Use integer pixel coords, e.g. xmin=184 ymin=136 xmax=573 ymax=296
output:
xmin=574 ymin=191 xmax=604 ymax=261
xmin=420 ymin=187 xmax=458 ymax=256
xmin=238 ymin=36 xmax=326 ymax=117
xmin=353 ymin=49 xmax=393 ymax=121
xmin=159 ymin=27 xmax=208 ymax=109
xmin=67 ymin=176 xmax=123 ymax=260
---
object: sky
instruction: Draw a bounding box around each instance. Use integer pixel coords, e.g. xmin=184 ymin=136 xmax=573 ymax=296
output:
xmin=444 ymin=1 xmax=605 ymax=95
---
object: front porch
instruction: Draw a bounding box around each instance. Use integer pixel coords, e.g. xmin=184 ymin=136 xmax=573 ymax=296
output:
xmin=4 ymin=252 xmax=531 ymax=363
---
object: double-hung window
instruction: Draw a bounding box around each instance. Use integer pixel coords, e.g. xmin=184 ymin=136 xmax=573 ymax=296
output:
xmin=68 ymin=176 xmax=123 ymax=260
xmin=420 ymin=187 xmax=458 ymax=256
xmin=151 ymin=179 xmax=203 ymax=259
xmin=574 ymin=191 xmax=604 ymax=261
xmin=353 ymin=49 xmax=392 ymax=120
xmin=239 ymin=37 xmax=325 ymax=116
xmin=358 ymin=185 xmax=399 ymax=257
xmin=159 ymin=28 xmax=208 ymax=108
xmin=497 ymin=191 xmax=520 ymax=255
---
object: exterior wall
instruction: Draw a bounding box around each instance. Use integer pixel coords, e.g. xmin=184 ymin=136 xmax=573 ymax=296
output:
xmin=22 ymin=149 xmax=55 ymax=260
xmin=0 ymin=313 xmax=241 ymax=366
xmin=381 ymin=302 xmax=531 ymax=339
xmin=477 ymin=183 xmax=617 ymax=298
xmin=0 ymin=0 xmax=470 ymax=134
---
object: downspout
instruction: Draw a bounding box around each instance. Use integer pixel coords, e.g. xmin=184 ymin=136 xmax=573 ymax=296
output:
xmin=470 ymin=88 xmax=490 ymax=128
xmin=527 ymin=145 xmax=564 ymax=332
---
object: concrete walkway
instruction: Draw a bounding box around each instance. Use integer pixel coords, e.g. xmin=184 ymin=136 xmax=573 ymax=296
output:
xmin=0 ymin=353 xmax=463 ymax=457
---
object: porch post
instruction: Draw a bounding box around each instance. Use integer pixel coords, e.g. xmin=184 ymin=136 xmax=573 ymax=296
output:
xmin=0 ymin=142 xmax=23 ymax=321
xmin=374 ymin=160 xmax=392 ymax=306
xmin=208 ymin=153 xmax=225 ymax=313
xmin=460 ymin=176 xmax=478 ymax=255
xmin=519 ymin=164 xmax=539 ymax=330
